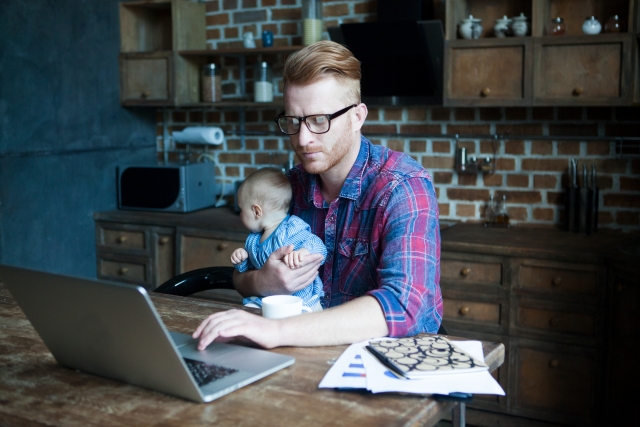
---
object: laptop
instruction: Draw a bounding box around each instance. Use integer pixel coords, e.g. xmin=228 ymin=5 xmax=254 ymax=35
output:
xmin=0 ymin=265 xmax=295 ymax=403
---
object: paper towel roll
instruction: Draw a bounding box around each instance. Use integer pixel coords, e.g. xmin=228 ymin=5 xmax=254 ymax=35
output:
xmin=172 ymin=127 xmax=224 ymax=145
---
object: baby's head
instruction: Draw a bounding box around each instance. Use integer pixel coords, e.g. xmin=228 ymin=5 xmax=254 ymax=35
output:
xmin=238 ymin=167 xmax=291 ymax=221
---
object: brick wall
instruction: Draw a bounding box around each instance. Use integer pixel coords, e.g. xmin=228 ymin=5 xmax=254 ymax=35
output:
xmin=158 ymin=0 xmax=640 ymax=230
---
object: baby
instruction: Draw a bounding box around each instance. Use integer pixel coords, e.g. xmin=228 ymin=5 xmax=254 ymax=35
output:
xmin=231 ymin=167 xmax=327 ymax=311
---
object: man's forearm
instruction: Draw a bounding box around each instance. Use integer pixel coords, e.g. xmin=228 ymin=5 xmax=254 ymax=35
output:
xmin=233 ymin=269 xmax=264 ymax=297
xmin=275 ymin=296 xmax=389 ymax=347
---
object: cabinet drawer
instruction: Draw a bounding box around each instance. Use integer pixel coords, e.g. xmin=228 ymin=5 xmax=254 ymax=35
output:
xmin=180 ymin=234 xmax=242 ymax=273
xmin=98 ymin=258 xmax=148 ymax=285
xmin=514 ymin=344 xmax=596 ymax=422
xmin=518 ymin=264 xmax=599 ymax=297
xmin=98 ymin=226 xmax=147 ymax=252
xmin=441 ymin=259 xmax=502 ymax=286
xmin=517 ymin=306 xmax=596 ymax=338
xmin=443 ymin=298 xmax=501 ymax=326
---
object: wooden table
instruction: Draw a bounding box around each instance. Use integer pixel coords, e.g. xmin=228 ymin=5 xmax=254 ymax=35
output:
xmin=0 ymin=283 xmax=505 ymax=427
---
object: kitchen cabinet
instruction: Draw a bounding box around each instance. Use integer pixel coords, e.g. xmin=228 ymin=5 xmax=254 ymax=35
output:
xmin=118 ymin=0 xmax=205 ymax=106
xmin=439 ymin=224 xmax=637 ymax=426
xmin=444 ymin=0 xmax=639 ymax=106
xmin=94 ymin=208 xmax=246 ymax=294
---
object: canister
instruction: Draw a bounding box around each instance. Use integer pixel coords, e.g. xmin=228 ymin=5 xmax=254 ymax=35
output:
xmin=201 ymin=63 xmax=222 ymax=102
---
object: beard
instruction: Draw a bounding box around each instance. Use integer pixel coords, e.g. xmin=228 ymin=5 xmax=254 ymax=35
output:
xmin=289 ymin=115 xmax=355 ymax=175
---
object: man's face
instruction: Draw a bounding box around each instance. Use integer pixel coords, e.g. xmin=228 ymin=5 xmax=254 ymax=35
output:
xmin=283 ymin=77 xmax=361 ymax=176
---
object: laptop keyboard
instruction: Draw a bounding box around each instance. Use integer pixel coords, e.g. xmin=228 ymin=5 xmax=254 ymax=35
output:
xmin=184 ymin=358 xmax=238 ymax=387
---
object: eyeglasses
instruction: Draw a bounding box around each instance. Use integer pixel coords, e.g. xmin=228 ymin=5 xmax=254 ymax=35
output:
xmin=274 ymin=104 xmax=357 ymax=135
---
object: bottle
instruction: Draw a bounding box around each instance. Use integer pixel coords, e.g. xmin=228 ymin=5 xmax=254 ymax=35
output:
xmin=201 ymin=63 xmax=222 ymax=103
xmin=604 ymin=15 xmax=622 ymax=33
xmin=485 ymin=195 xmax=496 ymax=225
xmin=496 ymin=195 xmax=510 ymax=226
xmin=549 ymin=17 xmax=566 ymax=36
xmin=254 ymin=62 xmax=274 ymax=103
xmin=303 ymin=0 xmax=323 ymax=45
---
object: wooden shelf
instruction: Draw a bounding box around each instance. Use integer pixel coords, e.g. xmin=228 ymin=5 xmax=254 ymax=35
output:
xmin=180 ymin=46 xmax=302 ymax=57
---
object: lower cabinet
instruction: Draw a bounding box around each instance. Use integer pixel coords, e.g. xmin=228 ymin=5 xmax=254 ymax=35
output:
xmin=511 ymin=339 xmax=600 ymax=425
xmin=441 ymin=251 xmax=607 ymax=426
xmin=94 ymin=211 xmax=247 ymax=292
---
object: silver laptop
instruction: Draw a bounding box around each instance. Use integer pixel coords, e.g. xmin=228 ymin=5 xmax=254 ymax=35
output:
xmin=0 ymin=265 xmax=294 ymax=403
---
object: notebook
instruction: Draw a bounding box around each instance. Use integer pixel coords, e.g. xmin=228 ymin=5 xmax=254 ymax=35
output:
xmin=0 ymin=265 xmax=294 ymax=403
xmin=366 ymin=335 xmax=488 ymax=379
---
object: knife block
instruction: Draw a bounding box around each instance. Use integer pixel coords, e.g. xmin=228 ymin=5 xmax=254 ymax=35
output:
xmin=565 ymin=186 xmax=598 ymax=234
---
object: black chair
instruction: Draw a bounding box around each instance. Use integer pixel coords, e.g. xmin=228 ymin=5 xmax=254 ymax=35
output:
xmin=154 ymin=266 xmax=235 ymax=296
xmin=153 ymin=266 xmax=447 ymax=335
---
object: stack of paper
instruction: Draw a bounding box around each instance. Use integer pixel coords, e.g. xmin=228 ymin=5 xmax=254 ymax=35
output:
xmin=319 ymin=337 xmax=505 ymax=396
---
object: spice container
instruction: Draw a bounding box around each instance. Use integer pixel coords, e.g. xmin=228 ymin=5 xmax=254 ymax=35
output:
xmin=254 ymin=62 xmax=274 ymax=103
xmin=303 ymin=0 xmax=323 ymax=45
xmin=201 ymin=63 xmax=222 ymax=103
xmin=604 ymin=15 xmax=622 ymax=33
xmin=549 ymin=17 xmax=566 ymax=36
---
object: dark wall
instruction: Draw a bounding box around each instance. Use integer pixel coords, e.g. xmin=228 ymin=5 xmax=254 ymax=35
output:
xmin=0 ymin=0 xmax=157 ymax=277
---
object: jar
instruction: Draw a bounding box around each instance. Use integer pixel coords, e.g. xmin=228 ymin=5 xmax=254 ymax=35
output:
xmin=604 ymin=15 xmax=622 ymax=33
xmin=549 ymin=17 xmax=566 ymax=36
xmin=459 ymin=15 xmax=483 ymax=40
xmin=254 ymin=62 xmax=274 ymax=103
xmin=303 ymin=0 xmax=323 ymax=45
xmin=201 ymin=63 xmax=222 ymax=103
xmin=582 ymin=16 xmax=602 ymax=35
xmin=494 ymin=15 xmax=512 ymax=38
xmin=511 ymin=13 xmax=528 ymax=37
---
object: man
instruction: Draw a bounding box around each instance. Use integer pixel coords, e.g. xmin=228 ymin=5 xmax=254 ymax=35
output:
xmin=193 ymin=41 xmax=442 ymax=350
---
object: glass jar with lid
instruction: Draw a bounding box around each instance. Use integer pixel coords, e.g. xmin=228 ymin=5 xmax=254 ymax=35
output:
xmin=303 ymin=0 xmax=323 ymax=45
xmin=254 ymin=61 xmax=274 ymax=103
xmin=549 ymin=17 xmax=566 ymax=36
xmin=201 ymin=63 xmax=222 ymax=103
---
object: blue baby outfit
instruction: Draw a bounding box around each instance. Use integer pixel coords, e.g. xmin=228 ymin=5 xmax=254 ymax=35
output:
xmin=235 ymin=215 xmax=327 ymax=309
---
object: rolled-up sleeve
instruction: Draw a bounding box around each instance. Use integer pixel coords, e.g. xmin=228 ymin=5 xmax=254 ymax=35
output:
xmin=367 ymin=176 xmax=443 ymax=336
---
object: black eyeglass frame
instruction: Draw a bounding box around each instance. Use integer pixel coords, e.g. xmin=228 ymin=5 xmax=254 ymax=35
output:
xmin=274 ymin=104 xmax=357 ymax=135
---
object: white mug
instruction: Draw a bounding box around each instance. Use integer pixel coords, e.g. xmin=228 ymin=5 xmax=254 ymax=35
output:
xmin=262 ymin=295 xmax=312 ymax=319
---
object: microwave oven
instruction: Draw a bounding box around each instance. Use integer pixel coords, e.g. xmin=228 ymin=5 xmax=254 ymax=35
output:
xmin=117 ymin=163 xmax=218 ymax=212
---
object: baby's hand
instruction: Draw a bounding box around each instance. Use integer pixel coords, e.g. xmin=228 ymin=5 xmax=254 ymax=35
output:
xmin=283 ymin=248 xmax=310 ymax=269
xmin=230 ymin=248 xmax=249 ymax=265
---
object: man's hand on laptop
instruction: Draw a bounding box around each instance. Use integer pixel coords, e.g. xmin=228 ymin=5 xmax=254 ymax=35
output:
xmin=192 ymin=310 xmax=281 ymax=350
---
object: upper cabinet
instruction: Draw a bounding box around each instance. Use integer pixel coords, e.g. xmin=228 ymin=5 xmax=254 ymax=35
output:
xmin=443 ymin=0 xmax=639 ymax=107
xmin=119 ymin=0 xmax=205 ymax=106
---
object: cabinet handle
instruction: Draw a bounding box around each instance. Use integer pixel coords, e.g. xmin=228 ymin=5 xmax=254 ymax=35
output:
xmin=549 ymin=359 xmax=559 ymax=368
xmin=459 ymin=306 xmax=470 ymax=316
xmin=549 ymin=317 xmax=560 ymax=327
xmin=117 ymin=236 xmax=128 ymax=244
xmin=118 ymin=267 xmax=129 ymax=276
xmin=159 ymin=237 xmax=170 ymax=245
xmin=480 ymin=87 xmax=490 ymax=97
xmin=572 ymin=86 xmax=584 ymax=96
xmin=217 ymin=243 xmax=229 ymax=251
xmin=141 ymin=91 xmax=151 ymax=99
xmin=552 ymin=276 xmax=562 ymax=288
xmin=460 ymin=267 xmax=471 ymax=277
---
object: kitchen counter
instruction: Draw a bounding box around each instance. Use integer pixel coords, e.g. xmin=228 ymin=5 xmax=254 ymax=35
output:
xmin=441 ymin=223 xmax=640 ymax=267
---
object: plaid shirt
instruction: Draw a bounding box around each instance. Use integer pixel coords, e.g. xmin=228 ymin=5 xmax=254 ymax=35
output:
xmin=288 ymin=136 xmax=443 ymax=336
